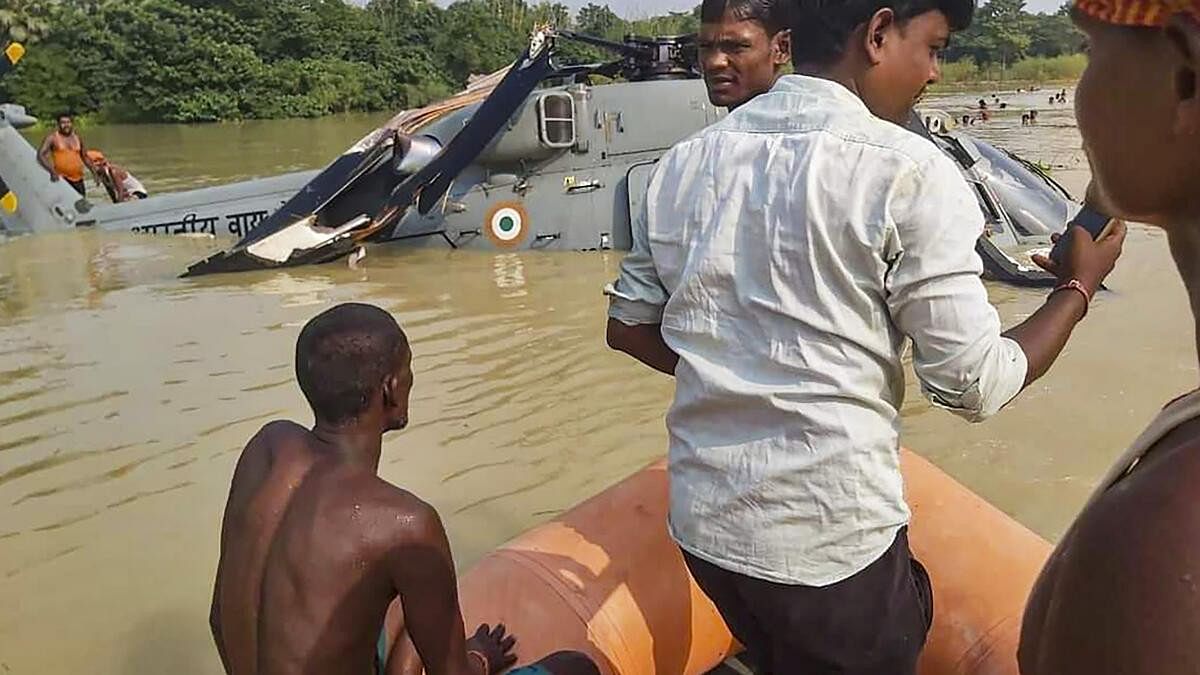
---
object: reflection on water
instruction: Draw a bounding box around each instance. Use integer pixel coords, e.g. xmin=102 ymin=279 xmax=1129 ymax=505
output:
xmin=0 ymin=90 xmax=1196 ymax=674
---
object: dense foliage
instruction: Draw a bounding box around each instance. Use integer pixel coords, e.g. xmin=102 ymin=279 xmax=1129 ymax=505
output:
xmin=944 ymin=0 xmax=1084 ymax=67
xmin=0 ymin=0 xmax=1080 ymax=123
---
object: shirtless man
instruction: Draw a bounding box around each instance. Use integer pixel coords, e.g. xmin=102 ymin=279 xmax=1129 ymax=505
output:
xmin=209 ymin=303 xmax=597 ymax=675
xmin=38 ymin=113 xmax=92 ymax=197
xmin=1018 ymin=1 xmax=1200 ymax=673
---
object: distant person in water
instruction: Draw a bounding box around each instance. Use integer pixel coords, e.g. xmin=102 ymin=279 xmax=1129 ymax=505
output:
xmin=209 ymin=302 xmax=598 ymax=675
xmin=1019 ymin=0 xmax=1200 ymax=672
xmin=1029 ymin=109 xmax=1039 ymax=124
xmin=697 ymin=0 xmax=792 ymax=110
xmin=38 ymin=112 xmax=93 ymax=197
xmin=86 ymin=150 xmax=148 ymax=203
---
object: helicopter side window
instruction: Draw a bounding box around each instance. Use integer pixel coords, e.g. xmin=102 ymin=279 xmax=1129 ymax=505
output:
xmin=538 ymin=93 xmax=576 ymax=148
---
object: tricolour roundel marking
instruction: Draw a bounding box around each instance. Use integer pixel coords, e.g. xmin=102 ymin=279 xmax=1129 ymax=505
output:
xmin=484 ymin=201 xmax=529 ymax=248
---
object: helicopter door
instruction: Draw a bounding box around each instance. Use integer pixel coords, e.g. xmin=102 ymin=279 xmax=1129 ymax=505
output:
xmin=620 ymin=161 xmax=658 ymax=251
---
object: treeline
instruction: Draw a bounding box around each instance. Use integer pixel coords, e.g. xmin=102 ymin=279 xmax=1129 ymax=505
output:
xmin=0 ymin=0 xmax=1079 ymax=124
xmin=0 ymin=0 xmax=698 ymax=123
xmin=944 ymin=0 xmax=1084 ymax=68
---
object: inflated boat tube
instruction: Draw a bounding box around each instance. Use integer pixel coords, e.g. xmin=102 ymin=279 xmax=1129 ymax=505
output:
xmin=457 ymin=460 xmax=736 ymax=674
xmin=902 ymin=449 xmax=1051 ymax=675
xmin=458 ymin=449 xmax=1051 ymax=675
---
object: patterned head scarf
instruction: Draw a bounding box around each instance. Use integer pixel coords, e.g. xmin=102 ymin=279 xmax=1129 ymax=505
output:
xmin=1074 ymin=0 xmax=1200 ymax=27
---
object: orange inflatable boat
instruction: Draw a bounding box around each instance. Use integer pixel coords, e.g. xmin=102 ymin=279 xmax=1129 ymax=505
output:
xmin=457 ymin=449 xmax=1051 ymax=675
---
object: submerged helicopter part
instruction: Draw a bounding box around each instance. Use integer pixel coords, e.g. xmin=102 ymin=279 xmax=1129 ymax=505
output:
xmin=943 ymin=132 xmax=1075 ymax=286
xmin=909 ymin=110 xmax=1070 ymax=287
xmin=181 ymin=27 xmax=716 ymax=277
xmin=182 ymin=26 xmax=563 ymax=277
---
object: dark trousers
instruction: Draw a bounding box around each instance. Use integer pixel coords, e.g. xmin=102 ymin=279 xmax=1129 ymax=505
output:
xmin=682 ymin=527 xmax=933 ymax=675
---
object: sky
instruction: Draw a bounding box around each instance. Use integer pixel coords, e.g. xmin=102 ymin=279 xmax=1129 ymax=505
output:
xmin=353 ymin=0 xmax=1071 ymax=20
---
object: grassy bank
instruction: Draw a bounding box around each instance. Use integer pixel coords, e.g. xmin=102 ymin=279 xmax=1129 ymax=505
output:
xmin=936 ymin=54 xmax=1086 ymax=87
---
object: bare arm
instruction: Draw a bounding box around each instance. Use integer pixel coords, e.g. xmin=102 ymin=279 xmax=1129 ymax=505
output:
xmin=37 ymin=135 xmax=57 ymax=177
xmin=1019 ymin=437 xmax=1200 ymax=674
xmin=1001 ymin=290 xmax=1088 ymax=387
xmin=389 ymin=502 xmax=513 ymax=675
xmin=606 ymin=320 xmax=677 ymax=375
xmin=209 ymin=423 xmax=287 ymax=673
xmin=78 ymin=135 xmax=94 ymax=172
xmin=209 ymin=564 xmax=231 ymax=672
xmin=886 ymin=157 xmax=1125 ymax=421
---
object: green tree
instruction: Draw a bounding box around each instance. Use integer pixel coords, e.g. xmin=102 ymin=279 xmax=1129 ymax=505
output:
xmin=434 ymin=0 xmax=528 ymax=83
xmin=0 ymin=0 xmax=53 ymax=44
xmin=576 ymin=3 xmax=625 ymax=38
xmin=1027 ymin=6 xmax=1084 ymax=58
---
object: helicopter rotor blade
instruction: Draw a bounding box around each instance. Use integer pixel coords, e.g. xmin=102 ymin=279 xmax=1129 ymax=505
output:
xmin=555 ymin=30 xmax=652 ymax=60
xmin=362 ymin=27 xmax=562 ymax=240
xmin=554 ymin=59 xmax=624 ymax=79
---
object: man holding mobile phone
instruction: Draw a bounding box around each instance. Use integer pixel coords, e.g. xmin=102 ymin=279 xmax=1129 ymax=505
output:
xmin=604 ymin=0 xmax=1125 ymax=671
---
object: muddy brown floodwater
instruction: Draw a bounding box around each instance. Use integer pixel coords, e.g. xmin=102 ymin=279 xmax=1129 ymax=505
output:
xmin=1 ymin=88 xmax=1195 ymax=674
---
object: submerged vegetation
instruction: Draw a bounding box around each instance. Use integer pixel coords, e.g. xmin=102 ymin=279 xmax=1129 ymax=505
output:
xmin=0 ymin=0 xmax=1084 ymax=123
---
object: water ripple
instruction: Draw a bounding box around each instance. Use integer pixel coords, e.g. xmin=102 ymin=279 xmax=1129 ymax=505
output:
xmin=0 ymin=390 xmax=129 ymax=427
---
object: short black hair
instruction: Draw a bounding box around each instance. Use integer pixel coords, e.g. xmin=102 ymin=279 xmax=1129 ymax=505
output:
xmin=295 ymin=303 xmax=410 ymax=426
xmin=790 ymin=0 xmax=974 ymax=67
xmin=57 ymin=112 xmax=72 ymax=121
xmin=701 ymin=0 xmax=791 ymax=35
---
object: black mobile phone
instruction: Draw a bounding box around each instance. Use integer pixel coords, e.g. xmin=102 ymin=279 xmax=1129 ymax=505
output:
xmin=1049 ymin=206 xmax=1114 ymax=264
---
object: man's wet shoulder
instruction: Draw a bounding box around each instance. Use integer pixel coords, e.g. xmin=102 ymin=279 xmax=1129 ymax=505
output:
xmin=232 ymin=420 xmax=319 ymax=476
xmin=1082 ymin=424 xmax=1200 ymax=537
xmin=334 ymin=472 xmax=441 ymax=542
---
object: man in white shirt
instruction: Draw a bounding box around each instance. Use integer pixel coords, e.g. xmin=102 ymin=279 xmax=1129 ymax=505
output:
xmin=604 ymin=0 xmax=1127 ymax=671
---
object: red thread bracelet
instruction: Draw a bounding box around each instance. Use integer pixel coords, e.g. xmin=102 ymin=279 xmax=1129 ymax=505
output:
xmin=1052 ymin=278 xmax=1092 ymax=317
xmin=467 ymin=649 xmax=490 ymax=675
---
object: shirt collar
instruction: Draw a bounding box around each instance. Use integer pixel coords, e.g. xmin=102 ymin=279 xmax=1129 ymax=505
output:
xmin=768 ymin=74 xmax=870 ymax=112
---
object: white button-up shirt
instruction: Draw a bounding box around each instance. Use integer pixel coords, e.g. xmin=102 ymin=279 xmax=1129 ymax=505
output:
xmin=606 ymin=74 xmax=1029 ymax=586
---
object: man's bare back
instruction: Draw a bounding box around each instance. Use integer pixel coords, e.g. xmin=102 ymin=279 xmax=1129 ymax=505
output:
xmin=212 ymin=420 xmax=430 ymax=674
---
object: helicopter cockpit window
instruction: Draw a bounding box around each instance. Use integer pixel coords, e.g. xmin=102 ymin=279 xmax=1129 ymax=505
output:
xmin=538 ymin=93 xmax=576 ymax=148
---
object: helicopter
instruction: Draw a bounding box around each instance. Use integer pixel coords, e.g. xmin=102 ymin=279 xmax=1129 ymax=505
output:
xmin=1 ymin=30 xmax=1075 ymax=285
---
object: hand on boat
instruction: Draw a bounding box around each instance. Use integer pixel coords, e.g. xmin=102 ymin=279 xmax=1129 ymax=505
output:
xmin=465 ymin=622 xmax=518 ymax=674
